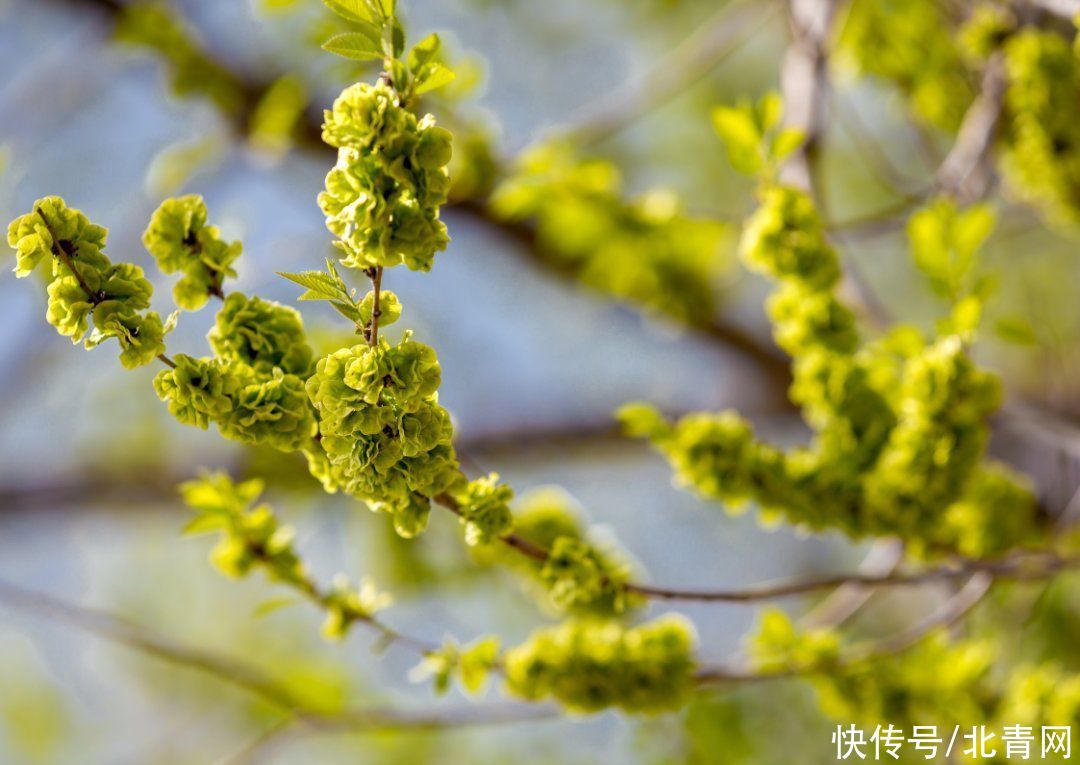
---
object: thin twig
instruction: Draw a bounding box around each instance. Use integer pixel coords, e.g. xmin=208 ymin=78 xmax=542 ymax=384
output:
xmin=778 ymin=0 xmax=840 ymax=195
xmin=935 ymin=52 xmax=1007 ymax=204
xmin=694 ymin=571 xmax=995 ymax=685
xmin=0 ymin=578 xmax=556 ymax=730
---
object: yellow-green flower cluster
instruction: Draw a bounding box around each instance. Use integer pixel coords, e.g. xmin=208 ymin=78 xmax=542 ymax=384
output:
xmin=491 ymin=141 xmax=732 ymax=325
xmin=504 ymin=615 xmax=697 ymax=713
xmin=840 ymin=2 xmax=1080 ymax=224
xmin=180 ymin=472 xmax=306 ymax=585
xmin=622 ymin=188 xmax=1040 ymax=557
xmin=749 ymin=608 xmax=840 ymax=674
xmin=320 ymin=575 xmax=394 ymax=641
xmin=154 ymin=352 xmax=316 ymax=451
xmin=142 ymin=195 xmax=241 ymax=310
xmin=452 ymin=472 xmax=514 ymax=546
xmin=838 ymin=0 xmax=974 ymax=131
xmin=471 ymin=488 xmax=643 ymax=616
xmin=998 ymin=664 xmax=1080 ymax=733
xmin=751 ymin=609 xmax=995 ymax=730
xmin=319 ymin=81 xmax=452 ymax=271
xmin=304 ymin=333 xmax=461 ymax=524
xmin=209 ymin=292 xmax=314 ymax=376
xmin=8 ymin=197 xmax=167 ymax=368
xmin=412 ymin=636 xmax=501 ymax=696
xmin=999 ymin=30 xmax=1080 ymax=224
xmin=152 ymin=288 xmax=317 ymax=452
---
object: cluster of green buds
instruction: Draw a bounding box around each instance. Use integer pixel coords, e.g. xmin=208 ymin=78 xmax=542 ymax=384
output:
xmin=841 ymin=2 xmax=1080 ymax=224
xmin=8 ymin=197 xmax=168 ymax=369
xmin=181 ymin=472 xmax=307 ymax=586
xmin=621 ymin=183 xmax=1040 ymax=557
xmin=998 ymin=29 xmax=1080 ymax=224
xmin=143 ymin=195 xmax=240 ymax=310
xmin=411 ymin=636 xmax=501 ymax=696
xmin=490 ymin=140 xmax=732 ymax=325
xmin=143 ymin=199 xmax=317 ymax=455
xmin=320 ymin=574 xmax=394 ymax=641
xmin=470 ymin=488 xmax=643 ymax=616
xmin=303 ymin=332 xmax=461 ymax=525
xmin=319 ymin=80 xmax=452 ymax=271
xmin=749 ymin=609 xmax=996 ymax=730
xmin=504 ymin=615 xmax=697 ymax=714
xmin=838 ymin=0 xmax=973 ymax=131
xmin=451 ymin=472 xmax=514 ymax=546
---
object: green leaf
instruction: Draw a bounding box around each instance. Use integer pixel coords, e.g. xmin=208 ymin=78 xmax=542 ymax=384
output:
xmin=391 ymin=19 xmax=406 ymax=58
xmin=278 ymin=270 xmax=344 ymax=300
xmin=953 ymin=203 xmax=996 ymax=267
xmin=414 ymin=63 xmax=456 ymax=95
xmin=711 ymin=105 xmax=763 ymax=176
xmin=771 ymin=128 xmax=805 ymax=161
xmin=757 ymin=92 xmax=783 ymax=132
xmin=182 ymin=513 xmax=229 ymax=536
xmin=331 ymin=300 xmax=363 ymax=323
xmin=322 ymin=32 xmax=384 ymax=61
xmin=253 ymin=597 xmax=300 ymax=618
xmin=408 ymin=33 xmax=441 ymax=73
xmin=994 ymin=316 xmax=1038 ymax=346
xmin=322 ymin=0 xmax=376 ymax=24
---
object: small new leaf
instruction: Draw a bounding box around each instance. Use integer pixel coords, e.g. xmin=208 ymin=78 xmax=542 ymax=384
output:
xmin=414 ymin=63 xmax=456 ymax=95
xmin=407 ymin=33 xmax=441 ymax=73
xmin=322 ymin=0 xmax=376 ymax=24
xmin=323 ymin=32 xmax=384 ymax=62
xmin=278 ymin=270 xmax=345 ymax=300
xmin=330 ymin=300 xmax=363 ymax=323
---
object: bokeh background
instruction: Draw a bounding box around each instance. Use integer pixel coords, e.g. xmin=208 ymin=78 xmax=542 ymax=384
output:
xmin=1 ymin=0 xmax=1079 ymax=763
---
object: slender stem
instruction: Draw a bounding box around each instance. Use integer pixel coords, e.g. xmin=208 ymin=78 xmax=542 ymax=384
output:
xmin=368 ymin=267 xmax=383 ymax=347
xmin=434 ymin=486 xmax=1080 ymax=604
xmin=0 ymin=577 xmax=555 ymax=730
xmin=35 ymin=206 xmax=103 ymax=304
xmin=267 ymin=550 xmax=439 ymax=656
xmin=694 ymin=572 xmax=994 ymax=686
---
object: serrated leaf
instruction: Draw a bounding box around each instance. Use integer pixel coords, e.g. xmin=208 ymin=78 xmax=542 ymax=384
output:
xmin=322 ymin=0 xmax=374 ymax=23
xmin=323 ymin=32 xmax=384 ymax=61
xmin=331 ymin=300 xmax=363 ymax=323
xmin=278 ymin=270 xmax=343 ymax=299
xmin=298 ymin=289 xmax=335 ymax=301
xmin=414 ymin=63 xmax=456 ymax=95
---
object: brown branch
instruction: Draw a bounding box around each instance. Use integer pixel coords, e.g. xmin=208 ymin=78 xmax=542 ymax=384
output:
xmin=935 ymin=52 xmax=1007 ymax=204
xmin=777 ymin=0 xmax=841 ymax=195
xmin=800 ymin=539 xmax=904 ymax=629
xmin=0 ymin=577 xmax=554 ymax=730
xmin=435 ymin=483 xmax=1079 ymax=605
xmin=694 ymin=571 xmax=994 ymax=685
